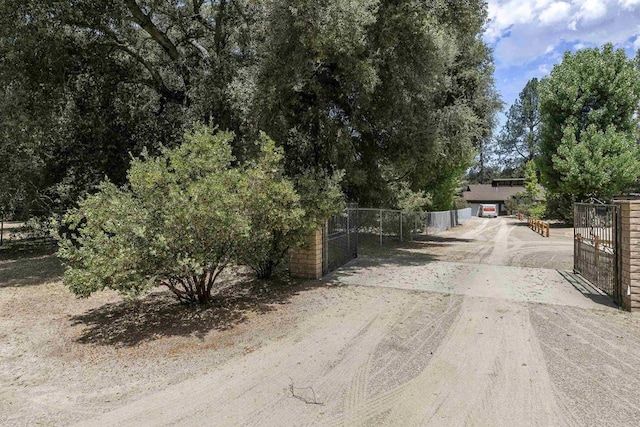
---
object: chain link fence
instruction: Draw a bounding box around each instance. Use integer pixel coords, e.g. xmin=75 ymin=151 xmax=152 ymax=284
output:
xmin=322 ymin=204 xmax=358 ymax=274
xmin=356 ymin=207 xmax=472 ymax=248
xmin=319 ymin=206 xmax=472 ymax=274
xmin=426 ymin=208 xmax=472 ymax=234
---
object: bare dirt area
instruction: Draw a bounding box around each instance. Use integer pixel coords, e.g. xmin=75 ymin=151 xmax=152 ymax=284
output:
xmin=3 ymin=216 xmax=640 ymax=426
xmin=360 ymin=215 xmax=575 ymax=271
xmin=1 ymin=253 xmax=367 ymax=426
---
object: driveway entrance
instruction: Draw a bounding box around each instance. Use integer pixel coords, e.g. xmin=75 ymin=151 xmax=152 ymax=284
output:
xmin=77 ymin=217 xmax=639 ymax=427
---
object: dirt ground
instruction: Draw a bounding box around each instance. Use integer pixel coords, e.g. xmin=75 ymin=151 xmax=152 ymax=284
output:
xmin=2 ymin=216 xmax=640 ymax=426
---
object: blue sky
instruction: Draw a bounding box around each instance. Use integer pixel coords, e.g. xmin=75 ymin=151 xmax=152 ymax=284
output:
xmin=484 ymin=0 xmax=640 ymax=127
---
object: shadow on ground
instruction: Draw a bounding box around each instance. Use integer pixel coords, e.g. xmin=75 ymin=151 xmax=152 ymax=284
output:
xmin=0 ymin=240 xmax=63 ymax=288
xmin=557 ymin=270 xmax=617 ymax=308
xmin=69 ymin=274 xmax=330 ymax=347
xmin=358 ymin=234 xmax=473 ymax=261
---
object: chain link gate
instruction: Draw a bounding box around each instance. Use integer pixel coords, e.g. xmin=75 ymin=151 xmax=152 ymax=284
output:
xmin=322 ymin=204 xmax=358 ymax=275
xmin=574 ymin=202 xmax=621 ymax=304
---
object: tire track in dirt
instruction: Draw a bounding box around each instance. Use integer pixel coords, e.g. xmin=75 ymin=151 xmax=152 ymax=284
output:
xmin=530 ymin=304 xmax=640 ymax=425
xmin=333 ymin=295 xmax=464 ymax=426
xmin=225 ymin=292 xmax=463 ymax=426
xmin=332 ymin=297 xmax=573 ymax=426
xmin=238 ymin=302 xmax=403 ymax=427
xmin=344 ymin=355 xmax=370 ymax=424
xmin=366 ymin=296 xmax=463 ymax=395
xmin=549 ymin=307 xmax=640 ymax=368
xmin=76 ymin=289 xmax=462 ymax=427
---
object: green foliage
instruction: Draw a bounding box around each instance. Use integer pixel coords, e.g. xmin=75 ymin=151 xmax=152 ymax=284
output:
xmin=496 ymin=78 xmax=540 ymax=170
xmin=538 ymin=44 xmax=640 ymax=219
xmin=429 ymin=168 xmax=467 ymax=211
xmin=56 ymin=126 xmax=249 ymax=304
xmin=394 ymin=184 xmax=432 ymax=212
xmin=56 ymin=125 xmax=344 ymax=301
xmin=505 ymin=192 xmax=545 ymax=219
xmin=528 ymin=203 xmax=546 ymax=220
xmin=3 ymin=0 xmax=497 ymax=221
xmin=237 ymin=134 xmax=320 ymax=279
xmin=256 ymin=0 xmax=499 ymax=208
xmin=523 ymin=160 xmax=540 ymax=200
xmin=552 ymin=125 xmax=640 ymax=200
xmin=544 ymin=192 xmax=573 ymax=222
xmin=504 ymin=161 xmax=544 ymax=218
xmin=293 ymin=168 xmax=345 ymax=229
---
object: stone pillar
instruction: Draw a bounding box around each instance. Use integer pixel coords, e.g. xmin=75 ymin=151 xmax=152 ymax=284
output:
xmin=289 ymin=228 xmax=323 ymax=279
xmin=614 ymin=200 xmax=640 ymax=311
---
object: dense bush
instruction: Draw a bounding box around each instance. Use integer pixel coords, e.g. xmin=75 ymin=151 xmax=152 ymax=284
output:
xmin=56 ymin=126 xmax=343 ymax=302
xmin=237 ymin=135 xmax=337 ymax=279
xmin=505 ymin=193 xmax=544 ymax=219
xmin=56 ymin=126 xmax=249 ymax=303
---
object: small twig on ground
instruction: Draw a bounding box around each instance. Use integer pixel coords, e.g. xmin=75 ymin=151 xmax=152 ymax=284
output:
xmin=288 ymin=377 xmax=324 ymax=405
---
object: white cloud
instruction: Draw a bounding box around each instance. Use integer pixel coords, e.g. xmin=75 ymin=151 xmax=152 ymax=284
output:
xmin=485 ymin=0 xmax=537 ymax=42
xmin=486 ymin=0 xmax=640 ymax=67
xmin=619 ymin=0 xmax=640 ymax=9
xmin=487 ymin=0 xmax=640 ymax=117
xmin=538 ymin=63 xmax=551 ymax=73
xmin=539 ymin=2 xmax=572 ymax=25
xmin=578 ymin=0 xmax=607 ymax=21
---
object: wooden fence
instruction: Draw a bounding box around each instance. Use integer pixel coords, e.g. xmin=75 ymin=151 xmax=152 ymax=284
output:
xmin=527 ymin=217 xmax=550 ymax=237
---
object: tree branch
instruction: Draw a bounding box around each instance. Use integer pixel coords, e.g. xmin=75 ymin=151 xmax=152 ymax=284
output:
xmin=104 ymin=43 xmax=184 ymax=103
xmin=124 ymin=0 xmax=182 ymax=62
xmin=190 ymin=39 xmax=211 ymax=61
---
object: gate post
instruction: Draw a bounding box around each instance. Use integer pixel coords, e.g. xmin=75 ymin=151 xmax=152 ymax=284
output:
xmin=290 ymin=227 xmax=324 ymax=279
xmin=614 ymin=200 xmax=640 ymax=311
xmin=379 ymin=209 xmax=383 ymax=246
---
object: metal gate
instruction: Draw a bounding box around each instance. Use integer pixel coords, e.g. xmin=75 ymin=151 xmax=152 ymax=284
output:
xmin=322 ymin=205 xmax=358 ymax=275
xmin=574 ymin=202 xmax=621 ymax=303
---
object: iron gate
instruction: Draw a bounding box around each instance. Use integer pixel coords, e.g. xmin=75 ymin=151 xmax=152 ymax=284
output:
xmin=574 ymin=202 xmax=621 ymax=303
xmin=323 ymin=205 xmax=358 ymax=275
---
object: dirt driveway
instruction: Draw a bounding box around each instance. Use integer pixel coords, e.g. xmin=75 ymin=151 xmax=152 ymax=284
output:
xmin=64 ymin=216 xmax=640 ymax=426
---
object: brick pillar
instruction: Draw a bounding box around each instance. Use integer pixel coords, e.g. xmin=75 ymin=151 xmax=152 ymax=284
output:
xmin=289 ymin=228 xmax=323 ymax=279
xmin=614 ymin=200 xmax=640 ymax=311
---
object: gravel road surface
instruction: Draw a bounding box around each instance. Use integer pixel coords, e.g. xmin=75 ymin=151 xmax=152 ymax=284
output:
xmin=73 ymin=217 xmax=640 ymax=427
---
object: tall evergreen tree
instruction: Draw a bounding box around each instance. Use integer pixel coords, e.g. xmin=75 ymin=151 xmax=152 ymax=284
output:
xmin=496 ymin=78 xmax=540 ymax=173
xmin=538 ymin=44 xmax=640 ymax=218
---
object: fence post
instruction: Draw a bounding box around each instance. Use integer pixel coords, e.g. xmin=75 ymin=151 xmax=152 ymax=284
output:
xmin=346 ymin=208 xmax=350 ymax=255
xmin=400 ymin=211 xmax=403 ymax=242
xmin=379 ymin=208 xmax=383 ymax=246
xmin=411 ymin=214 xmax=415 ymax=242
xmin=595 ymin=235 xmax=600 ymax=279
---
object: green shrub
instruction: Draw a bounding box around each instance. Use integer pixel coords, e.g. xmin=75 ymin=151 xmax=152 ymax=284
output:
xmin=56 ymin=126 xmax=249 ymax=304
xmin=237 ymin=134 xmax=306 ymax=279
xmin=506 ymin=192 xmax=545 ymax=219
xmin=528 ymin=203 xmax=546 ymax=220
xmin=238 ymin=156 xmax=344 ymax=279
xmin=56 ymin=125 xmax=345 ymax=301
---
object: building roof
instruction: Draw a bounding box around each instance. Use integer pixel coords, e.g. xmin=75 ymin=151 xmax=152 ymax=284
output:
xmin=462 ymin=183 xmax=545 ymax=202
xmin=491 ymin=178 xmax=525 ymax=187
